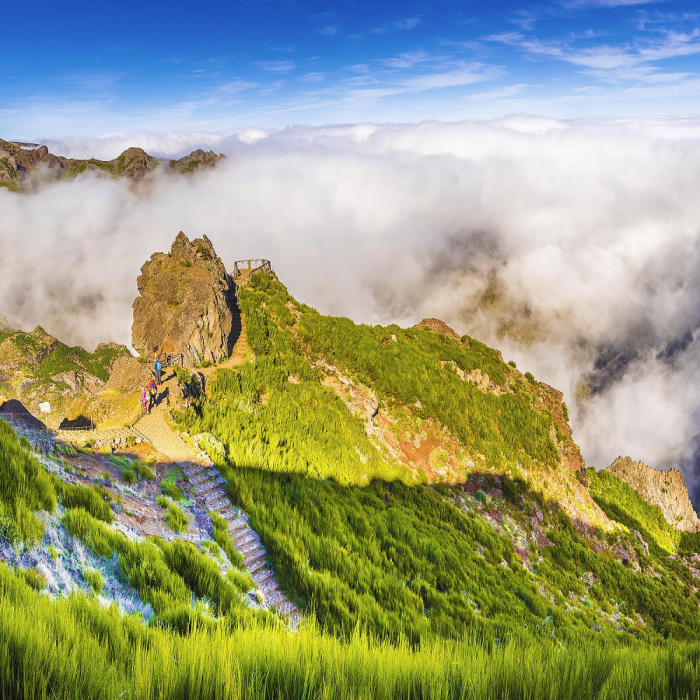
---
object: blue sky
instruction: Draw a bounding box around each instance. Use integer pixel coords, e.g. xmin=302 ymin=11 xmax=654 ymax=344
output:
xmin=3 ymin=0 xmax=700 ymax=136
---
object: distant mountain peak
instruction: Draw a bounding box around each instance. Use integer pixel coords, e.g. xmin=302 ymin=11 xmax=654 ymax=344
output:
xmin=0 ymin=139 xmax=226 ymax=191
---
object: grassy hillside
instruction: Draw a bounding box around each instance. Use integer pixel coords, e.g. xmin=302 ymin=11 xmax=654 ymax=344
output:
xmin=3 ymin=269 xmax=700 ymax=695
xmin=169 ymin=272 xmax=700 ymax=644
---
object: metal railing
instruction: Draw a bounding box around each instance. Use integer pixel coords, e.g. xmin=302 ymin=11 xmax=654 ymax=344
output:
xmin=232 ymin=259 xmax=272 ymax=283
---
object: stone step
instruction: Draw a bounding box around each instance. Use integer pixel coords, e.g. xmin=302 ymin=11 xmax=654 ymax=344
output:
xmin=239 ymin=542 xmax=261 ymax=558
xmin=252 ymin=568 xmax=275 ymax=585
xmin=183 ymin=464 xmax=207 ymax=478
xmin=267 ymin=590 xmax=286 ymax=607
xmin=234 ymin=532 xmax=256 ymax=549
xmin=259 ymin=578 xmax=278 ymax=596
xmin=193 ymin=480 xmax=218 ymax=496
xmin=209 ymin=498 xmax=230 ymax=512
xmin=189 ymin=471 xmax=210 ymax=486
xmin=231 ymin=525 xmax=260 ymax=547
xmin=228 ymin=517 xmax=248 ymax=532
xmin=218 ymin=507 xmax=237 ymax=521
xmin=246 ymin=553 xmax=268 ymax=572
xmin=204 ymin=489 xmax=228 ymax=506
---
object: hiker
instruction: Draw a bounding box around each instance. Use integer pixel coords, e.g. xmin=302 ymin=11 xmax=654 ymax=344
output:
xmin=141 ymin=388 xmax=149 ymax=415
xmin=154 ymin=355 xmax=163 ymax=386
xmin=148 ymin=378 xmax=158 ymax=412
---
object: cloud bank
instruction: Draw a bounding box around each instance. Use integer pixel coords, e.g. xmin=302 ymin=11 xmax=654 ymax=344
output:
xmin=4 ymin=115 xmax=700 ymax=495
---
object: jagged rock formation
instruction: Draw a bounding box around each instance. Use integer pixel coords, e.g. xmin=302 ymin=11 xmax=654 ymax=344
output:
xmin=414 ymin=318 xmax=461 ymax=339
xmin=0 ymin=139 xmax=225 ymax=191
xmin=132 ymin=233 xmax=236 ymax=366
xmin=169 ymin=149 xmax=225 ymax=174
xmin=608 ymin=456 xmax=700 ymax=532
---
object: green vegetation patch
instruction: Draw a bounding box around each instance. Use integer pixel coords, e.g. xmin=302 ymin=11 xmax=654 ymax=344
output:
xmin=0 ymin=421 xmax=56 ymax=546
xmin=165 ymin=502 xmax=189 ymax=534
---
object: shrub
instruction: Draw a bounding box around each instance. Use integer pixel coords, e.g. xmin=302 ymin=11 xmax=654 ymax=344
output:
xmin=161 ymin=481 xmax=183 ymax=501
xmin=82 ymin=568 xmax=104 ymax=595
xmin=165 ymin=503 xmax=189 ymax=534
xmin=122 ymin=469 xmax=136 ymax=485
xmin=51 ymin=476 xmax=113 ymax=523
xmin=133 ymin=461 xmax=155 ymax=481
xmin=156 ymin=496 xmax=169 ymax=508
xmin=20 ymin=568 xmax=47 ymax=591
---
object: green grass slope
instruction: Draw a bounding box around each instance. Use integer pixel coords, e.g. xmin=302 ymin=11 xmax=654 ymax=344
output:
xmin=170 ymin=272 xmax=700 ymax=644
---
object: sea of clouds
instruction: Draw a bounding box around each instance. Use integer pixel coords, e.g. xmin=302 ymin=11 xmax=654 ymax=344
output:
xmin=3 ymin=114 xmax=700 ymax=493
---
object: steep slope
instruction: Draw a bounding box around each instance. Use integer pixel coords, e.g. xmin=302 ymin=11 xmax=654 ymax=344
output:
xmin=608 ymin=456 xmax=700 ymax=532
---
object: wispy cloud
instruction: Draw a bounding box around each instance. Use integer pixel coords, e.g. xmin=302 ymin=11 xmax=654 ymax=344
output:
xmin=380 ymin=52 xmax=436 ymax=69
xmin=466 ymin=83 xmax=530 ymax=101
xmin=299 ymin=72 xmax=325 ymax=83
xmin=352 ymin=16 xmax=422 ymax=39
xmin=490 ymin=29 xmax=700 ymax=83
xmin=318 ymin=25 xmax=338 ymax=36
xmin=63 ymin=71 xmax=122 ymax=91
xmin=561 ymin=0 xmax=661 ymax=9
xmin=253 ymin=60 xmax=296 ymax=73
xmin=372 ymin=17 xmax=421 ymax=34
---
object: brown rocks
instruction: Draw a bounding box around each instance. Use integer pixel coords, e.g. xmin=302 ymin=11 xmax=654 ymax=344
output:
xmin=132 ymin=232 xmax=237 ymax=366
xmin=608 ymin=456 xmax=700 ymax=532
xmin=414 ymin=318 xmax=461 ymax=339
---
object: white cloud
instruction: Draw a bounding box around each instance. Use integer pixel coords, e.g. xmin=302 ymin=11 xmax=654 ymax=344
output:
xmin=6 ymin=116 xmax=700 ymax=485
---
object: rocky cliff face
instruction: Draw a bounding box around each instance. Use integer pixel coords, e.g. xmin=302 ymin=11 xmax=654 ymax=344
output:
xmin=132 ymin=232 xmax=236 ymax=366
xmin=608 ymin=456 xmax=700 ymax=532
xmin=0 ymin=139 xmax=225 ymax=191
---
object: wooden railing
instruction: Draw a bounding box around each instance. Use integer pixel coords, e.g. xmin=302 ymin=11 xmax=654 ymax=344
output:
xmin=232 ymin=259 xmax=272 ymax=283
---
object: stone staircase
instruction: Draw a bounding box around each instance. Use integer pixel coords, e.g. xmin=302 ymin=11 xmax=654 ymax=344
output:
xmin=181 ymin=460 xmax=300 ymax=626
xmin=134 ymin=384 xmax=300 ymax=626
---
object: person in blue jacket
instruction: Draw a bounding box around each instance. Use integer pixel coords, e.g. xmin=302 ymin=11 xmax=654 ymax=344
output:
xmin=154 ymin=355 xmax=162 ymax=385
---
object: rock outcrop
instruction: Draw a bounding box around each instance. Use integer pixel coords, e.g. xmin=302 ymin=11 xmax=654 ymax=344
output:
xmin=132 ymin=232 xmax=236 ymax=366
xmin=608 ymin=456 xmax=700 ymax=532
xmin=414 ymin=318 xmax=461 ymax=339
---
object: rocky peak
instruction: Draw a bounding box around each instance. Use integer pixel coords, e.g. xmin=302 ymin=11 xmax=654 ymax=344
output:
xmin=608 ymin=456 xmax=700 ymax=532
xmin=414 ymin=318 xmax=461 ymax=339
xmin=131 ymin=232 xmax=237 ymax=366
xmin=113 ymin=147 xmax=158 ymax=181
xmin=169 ymin=149 xmax=226 ymax=174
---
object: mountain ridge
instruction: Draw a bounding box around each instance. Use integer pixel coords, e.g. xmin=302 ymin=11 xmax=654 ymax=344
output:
xmin=0 ymin=139 xmax=226 ymax=191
